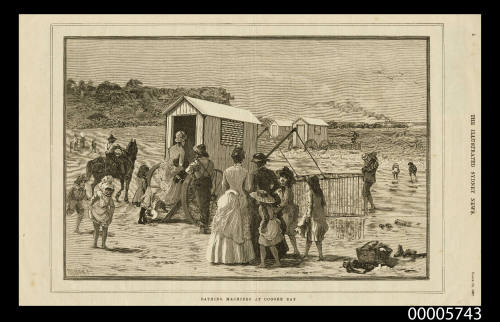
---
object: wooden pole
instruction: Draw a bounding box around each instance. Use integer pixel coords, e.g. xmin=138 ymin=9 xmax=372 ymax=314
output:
xmin=257 ymin=126 xmax=269 ymax=139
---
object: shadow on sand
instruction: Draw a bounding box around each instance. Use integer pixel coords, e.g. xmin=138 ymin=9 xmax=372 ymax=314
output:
xmin=105 ymin=247 xmax=143 ymax=254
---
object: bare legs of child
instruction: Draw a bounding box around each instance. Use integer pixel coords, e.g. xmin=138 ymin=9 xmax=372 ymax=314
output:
xmin=92 ymin=223 xmax=109 ymax=249
xmin=74 ymin=210 xmax=84 ymax=234
xmin=102 ymin=226 xmax=108 ymax=249
xmin=258 ymin=245 xmax=281 ymax=268
xmin=92 ymin=222 xmax=100 ymax=248
xmin=304 ymin=240 xmax=324 ymax=261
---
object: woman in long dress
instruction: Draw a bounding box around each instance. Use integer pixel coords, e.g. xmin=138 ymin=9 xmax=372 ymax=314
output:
xmin=206 ymin=147 xmax=255 ymax=264
xmin=158 ymin=131 xmax=188 ymax=205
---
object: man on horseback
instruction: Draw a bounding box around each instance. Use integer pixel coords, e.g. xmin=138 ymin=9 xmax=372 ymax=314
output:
xmin=105 ymin=134 xmax=125 ymax=174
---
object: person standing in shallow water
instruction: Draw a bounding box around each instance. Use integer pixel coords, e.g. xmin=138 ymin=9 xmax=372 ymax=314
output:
xmin=248 ymin=153 xmax=289 ymax=259
xmin=392 ymin=163 xmax=400 ymax=180
xmin=408 ymin=161 xmax=418 ymax=183
xmin=361 ymin=152 xmax=379 ymax=213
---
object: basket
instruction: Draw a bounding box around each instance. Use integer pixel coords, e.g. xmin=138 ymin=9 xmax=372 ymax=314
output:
xmin=356 ymin=241 xmax=393 ymax=264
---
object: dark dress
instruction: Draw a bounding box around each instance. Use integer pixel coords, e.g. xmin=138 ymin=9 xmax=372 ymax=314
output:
xmin=249 ymin=166 xmax=289 ymax=258
xmin=362 ymin=158 xmax=379 ymax=197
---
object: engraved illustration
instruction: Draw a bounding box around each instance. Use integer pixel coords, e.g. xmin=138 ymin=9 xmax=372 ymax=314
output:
xmin=64 ymin=37 xmax=428 ymax=279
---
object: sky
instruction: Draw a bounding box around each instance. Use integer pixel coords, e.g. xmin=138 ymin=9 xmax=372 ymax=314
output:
xmin=66 ymin=38 xmax=428 ymax=122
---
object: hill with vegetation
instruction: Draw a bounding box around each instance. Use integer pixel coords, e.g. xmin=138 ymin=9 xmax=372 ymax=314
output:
xmin=65 ymin=79 xmax=235 ymax=129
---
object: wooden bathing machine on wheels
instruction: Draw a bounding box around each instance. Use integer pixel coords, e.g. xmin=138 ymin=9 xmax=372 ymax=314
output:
xmin=152 ymin=96 xmax=261 ymax=224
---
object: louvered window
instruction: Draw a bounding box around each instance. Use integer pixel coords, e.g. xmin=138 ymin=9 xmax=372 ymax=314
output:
xmin=220 ymin=118 xmax=244 ymax=146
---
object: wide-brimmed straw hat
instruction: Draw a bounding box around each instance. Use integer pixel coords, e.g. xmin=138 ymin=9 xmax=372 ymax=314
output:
xmin=249 ymin=190 xmax=275 ymax=204
xmin=174 ymin=131 xmax=187 ymax=143
xmin=193 ymin=144 xmax=209 ymax=158
xmin=107 ymin=134 xmax=117 ymax=142
xmin=251 ymin=153 xmax=269 ymax=163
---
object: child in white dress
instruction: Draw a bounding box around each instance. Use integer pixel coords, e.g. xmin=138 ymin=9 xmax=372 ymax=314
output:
xmin=250 ymin=190 xmax=283 ymax=268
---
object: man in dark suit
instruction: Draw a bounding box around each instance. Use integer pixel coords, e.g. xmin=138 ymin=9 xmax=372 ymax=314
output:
xmin=249 ymin=153 xmax=289 ymax=259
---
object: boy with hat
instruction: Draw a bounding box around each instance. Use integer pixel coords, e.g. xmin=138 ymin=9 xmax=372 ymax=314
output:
xmin=184 ymin=144 xmax=214 ymax=233
xmin=249 ymin=153 xmax=289 ymax=259
xmin=66 ymin=174 xmax=89 ymax=233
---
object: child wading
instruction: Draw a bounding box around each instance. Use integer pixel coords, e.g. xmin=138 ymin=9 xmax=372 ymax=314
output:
xmin=297 ymin=176 xmax=329 ymax=261
xmin=132 ymin=164 xmax=149 ymax=208
xmin=408 ymin=162 xmax=418 ymax=183
xmin=392 ymin=163 xmax=400 ymax=180
xmin=89 ymin=176 xmax=115 ymax=249
xmin=66 ymin=174 xmax=88 ymax=233
xmin=184 ymin=144 xmax=214 ymax=234
xmin=250 ymin=190 xmax=283 ymax=268
xmin=275 ymin=166 xmax=300 ymax=256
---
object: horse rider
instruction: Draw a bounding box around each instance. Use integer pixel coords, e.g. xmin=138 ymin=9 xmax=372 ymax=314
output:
xmin=105 ymin=134 xmax=125 ymax=173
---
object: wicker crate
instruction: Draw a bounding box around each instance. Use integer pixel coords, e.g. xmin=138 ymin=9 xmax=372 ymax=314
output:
xmin=356 ymin=241 xmax=393 ymax=264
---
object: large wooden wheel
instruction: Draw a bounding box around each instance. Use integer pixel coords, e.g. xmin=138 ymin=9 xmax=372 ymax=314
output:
xmin=144 ymin=163 xmax=181 ymax=222
xmin=146 ymin=163 xmax=162 ymax=191
xmin=181 ymin=169 xmax=223 ymax=226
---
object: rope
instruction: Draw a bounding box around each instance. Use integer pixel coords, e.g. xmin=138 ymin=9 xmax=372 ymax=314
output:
xmin=278 ymin=147 xmax=299 ymax=177
xmin=295 ymin=131 xmax=326 ymax=178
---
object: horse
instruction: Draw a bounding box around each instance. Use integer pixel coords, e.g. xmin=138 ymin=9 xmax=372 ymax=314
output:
xmin=86 ymin=139 xmax=138 ymax=202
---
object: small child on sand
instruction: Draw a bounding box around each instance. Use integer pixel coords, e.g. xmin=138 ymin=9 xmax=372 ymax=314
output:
xmin=89 ymin=176 xmax=115 ymax=249
xmin=250 ymin=190 xmax=283 ymax=268
xmin=66 ymin=174 xmax=89 ymax=233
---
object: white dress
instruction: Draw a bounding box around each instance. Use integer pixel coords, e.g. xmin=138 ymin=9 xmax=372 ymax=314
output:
xmin=158 ymin=145 xmax=185 ymax=205
xmin=206 ymin=164 xmax=255 ymax=264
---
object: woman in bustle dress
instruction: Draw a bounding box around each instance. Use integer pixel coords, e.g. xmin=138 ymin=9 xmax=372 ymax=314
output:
xmin=206 ymin=147 xmax=255 ymax=264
